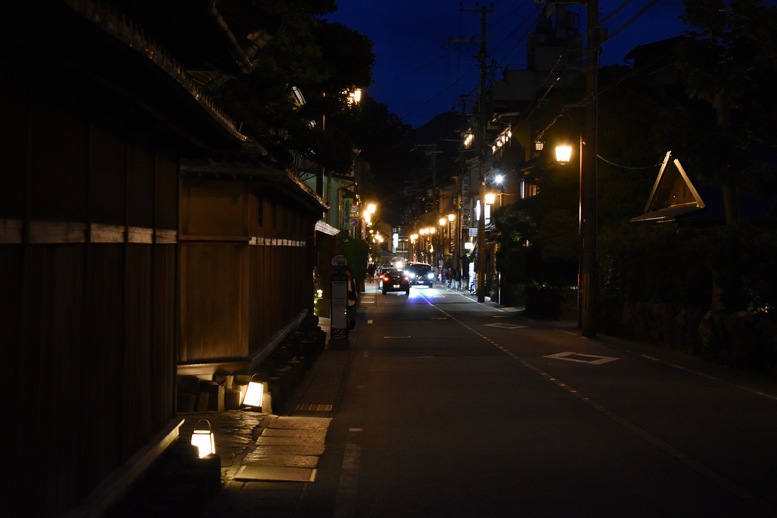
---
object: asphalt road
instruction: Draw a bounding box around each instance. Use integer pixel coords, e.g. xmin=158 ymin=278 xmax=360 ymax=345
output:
xmin=300 ymin=284 xmax=777 ymax=517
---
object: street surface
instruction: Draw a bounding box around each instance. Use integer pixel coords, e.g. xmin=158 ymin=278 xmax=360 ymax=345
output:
xmin=298 ymin=283 xmax=777 ymax=517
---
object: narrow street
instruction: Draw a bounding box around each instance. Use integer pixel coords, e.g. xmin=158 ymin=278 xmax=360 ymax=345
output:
xmin=298 ymin=281 xmax=777 ymax=517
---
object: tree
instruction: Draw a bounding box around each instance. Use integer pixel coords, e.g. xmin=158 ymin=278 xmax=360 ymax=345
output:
xmin=338 ymin=235 xmax=369 ymax=286
xmin=212 ymin=1 xmax=375 ymax=173
xmin=679 ymin=0 xmax=777 ymax=224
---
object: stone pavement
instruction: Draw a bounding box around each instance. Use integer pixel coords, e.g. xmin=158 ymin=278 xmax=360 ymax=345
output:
xmin=104 ymin=314 xmax=352 ymax=517
xmin=196 ymin=338 xmax=353 ymax=517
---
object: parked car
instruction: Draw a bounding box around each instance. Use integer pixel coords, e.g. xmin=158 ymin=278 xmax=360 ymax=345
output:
xmin=380 ymin=269 xmax=410 ymax=295
xmin=404 ymin=262 xmax=435 ymax=288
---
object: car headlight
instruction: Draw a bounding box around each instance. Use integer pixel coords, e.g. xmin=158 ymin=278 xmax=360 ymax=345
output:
xmin=427 ymin=273 xmax=434 ymax=279
xmin=406 ymin=272 xmax=416 ymax=279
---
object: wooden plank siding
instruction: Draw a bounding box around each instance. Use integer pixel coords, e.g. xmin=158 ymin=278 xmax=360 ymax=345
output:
xmin=178 ymin=178 xmax=319 ymax=366
xmin=1 ymin=58 xmax=180 ymax=515
xmin=2 ymin=3 xmax=326 ymax=515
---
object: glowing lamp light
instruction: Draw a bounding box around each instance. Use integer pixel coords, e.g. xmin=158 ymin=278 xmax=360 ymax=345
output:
xmin=555 ymin=144 xmax=573 ymax=164
xmin=243 ymin=379 xmax=264 ymax=408
xmin=349 ymin=88 xmax=362 ymax=105
xmin=485 ymin=192 xmax=497 ymax=205
xmin=291 ymin=86 xmax=306 ymax=106
xmin=191 ymin=419 xmax=216 ymax=458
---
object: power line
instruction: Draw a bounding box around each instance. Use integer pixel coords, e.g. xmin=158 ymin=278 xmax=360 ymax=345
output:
xmin=603 ymin=0 xmax=661 ymax=42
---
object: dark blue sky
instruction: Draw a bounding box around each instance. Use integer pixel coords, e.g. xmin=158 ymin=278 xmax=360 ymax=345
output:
xmin=328 ymin=0 xmax=689 ymax=128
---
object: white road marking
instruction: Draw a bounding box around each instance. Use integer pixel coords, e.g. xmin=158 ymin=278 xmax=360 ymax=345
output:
xmin=544 ymin=351 xmax=620 ymax=365
xmin=334 ymin=441 xmax=361 ymax=517
xmin=484 ymin=323 xmax=527 ymax=329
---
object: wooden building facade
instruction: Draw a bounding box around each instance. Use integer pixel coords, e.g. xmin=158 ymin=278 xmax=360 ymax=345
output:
xmin=1 ymin=2 xmax=326 ymax=515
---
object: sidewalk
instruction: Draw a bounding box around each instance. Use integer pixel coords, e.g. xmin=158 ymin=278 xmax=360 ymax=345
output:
xmin=197 ymin=318 xmax=352 ymax=517
xmin=107 ymin=283 xmax=499 ymax=516
xmin=105 ymin=315 xmax=351 ymax=517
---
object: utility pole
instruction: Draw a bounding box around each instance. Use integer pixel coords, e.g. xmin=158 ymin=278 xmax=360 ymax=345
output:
xmin=475 ymin=4 xmax=489 ymax=302
xmin=581 ymin=0 xmax=599 ymax=337
xmin=452 ymin=3 xmax=491 ymax=301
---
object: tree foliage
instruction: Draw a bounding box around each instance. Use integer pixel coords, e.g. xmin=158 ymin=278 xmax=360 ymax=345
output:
xmin=678 ymin=0 xmax=777 ymax=198
xmin=212 ymin=1 xmax=375 ymax=173
xmin=338 ymin=234 xmax=370 ymax=283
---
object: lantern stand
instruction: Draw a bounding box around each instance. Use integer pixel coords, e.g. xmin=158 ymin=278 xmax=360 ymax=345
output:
xmin=190 ymin=419 xmax=216 ymax=458
xmin=242 ymin=375 xmax=265 ymax=411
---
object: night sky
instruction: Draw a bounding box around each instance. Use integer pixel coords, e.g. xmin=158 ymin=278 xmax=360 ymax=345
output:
xmin=327 ymin=0 xmax=690 ymax=128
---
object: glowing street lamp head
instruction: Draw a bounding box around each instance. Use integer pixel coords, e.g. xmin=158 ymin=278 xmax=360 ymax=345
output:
xmin=555 ymin=144 xmax=573 ymax=164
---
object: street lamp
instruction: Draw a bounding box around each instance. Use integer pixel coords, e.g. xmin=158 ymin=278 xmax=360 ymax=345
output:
xmin=477 ymin=177 xmax=486 ymax=302
xmin=555 ymin=145 xmax=573 ymax=164
xmin=556 ymin=136 xmax=583 ymax=330
xmin=419 ymin=228 xmax=427 ymax=263
xmin=551 ymin=0 xmax=599 ymax=338
xmin=555 ymin=132 xmax=595 ymax=336
xmin=447 ymin=213 xmax=455 ymax=258
xmin=438 ymin=217 xmax=446 ymax=265
xmin=428 ymin=227 xmax=436 ymax=264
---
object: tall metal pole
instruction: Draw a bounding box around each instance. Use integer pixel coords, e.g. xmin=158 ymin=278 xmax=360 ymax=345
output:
xmin=476 ymin=5 xmax=488 ymax=303
xmin=581 ymin=0 xmax=599 ymax=337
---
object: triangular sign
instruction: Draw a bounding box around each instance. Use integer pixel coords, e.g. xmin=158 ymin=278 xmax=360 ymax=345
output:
xmin=631 ymin=151 xmax=705 ymax=223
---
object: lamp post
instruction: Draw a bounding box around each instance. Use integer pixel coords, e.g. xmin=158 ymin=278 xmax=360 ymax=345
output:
xmin=554 ymin=0 xmax=599 ymax=337
xmin=437 ymin=217 xmax=448 ymax=264
xmin=428 ymin=227 xmax=436 ymax=264
xmin=447 ymin=213 xmax=455 ymax=257
xmin=556 ymin=136 xmax=584 ymax=330
xmin=419 ymin=228 xmax=427 ymax=263
xmin=477 ymin=177 xmax=486 ymax=302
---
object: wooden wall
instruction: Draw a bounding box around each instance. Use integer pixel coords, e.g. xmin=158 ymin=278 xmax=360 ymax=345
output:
xmin=179 ymin=177 xmax=318 ymax=365
xmin=1 ymin=59 xmax=179 ymax=516
xmin=1 ymin=11 xmax=322 ymax=516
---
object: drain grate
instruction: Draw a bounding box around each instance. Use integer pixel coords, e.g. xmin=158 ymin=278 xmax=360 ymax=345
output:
xmin=295 ymin=403 xmax=334 ymax=412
